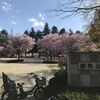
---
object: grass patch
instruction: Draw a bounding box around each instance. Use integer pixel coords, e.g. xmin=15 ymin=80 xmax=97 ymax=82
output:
xmin=57 ymin=88 xmax=100 ymax=100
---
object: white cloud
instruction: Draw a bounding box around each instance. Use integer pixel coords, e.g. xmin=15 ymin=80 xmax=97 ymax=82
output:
xmin=39 ymin=13 xmax=45 ymax=20
xmin=28 ymin=18 xmax=44 ymax=27
xmin=39 ymin=13 xmax=42 ymax=17
xmin=11 ymin=21 xmax=17 ymax=25
xmin=2 ymin=2 xmax=12 ymax=12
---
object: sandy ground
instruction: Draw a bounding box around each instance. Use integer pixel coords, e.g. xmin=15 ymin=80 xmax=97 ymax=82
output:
xmin=0 ymin=63 xmax=59 ymax=100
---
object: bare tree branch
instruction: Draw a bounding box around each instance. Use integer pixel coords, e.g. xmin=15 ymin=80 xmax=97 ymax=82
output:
xmin=51 ymin=0 xmax=100 ymax=18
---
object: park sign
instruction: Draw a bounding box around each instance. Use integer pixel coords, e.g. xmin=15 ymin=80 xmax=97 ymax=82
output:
xmin=67 ymin=51 xmax=100 ymax=87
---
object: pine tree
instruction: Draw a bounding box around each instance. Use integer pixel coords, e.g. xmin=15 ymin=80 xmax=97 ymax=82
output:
xmin=51 ymin=26 xmax=58 ymax=34
xmin=69 ymin=29 xmax=74 ymax=35
xmin=59 ymin=28 xmax=66 ymax=35
xmin=43 ymin=23 xmax=50 ymax=36
xmin=24 ymin=30 xmax=29 ymax=36
xmin=0 ymin=29 xmax=8 ymax=46
xmin=29 ymin=27 xmax=36 ymax=38
xmin=75 ymin=30 xmax=82 ymax=34
xmin=35 ymin=30 xmax=42 ymax=41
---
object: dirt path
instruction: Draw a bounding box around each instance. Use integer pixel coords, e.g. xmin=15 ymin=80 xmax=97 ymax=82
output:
xmin=0 ymin=63 xmax=59 ymax=100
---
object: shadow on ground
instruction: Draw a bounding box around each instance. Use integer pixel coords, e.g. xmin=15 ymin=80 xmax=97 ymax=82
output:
xmin=44 ymin=71 xmax=68 ymax=99
xmin=0 ymin=70 xmax=68 ymax=100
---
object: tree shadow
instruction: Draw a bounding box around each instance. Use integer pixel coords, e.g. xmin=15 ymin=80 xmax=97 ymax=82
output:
xmin=0 ymin=70 xmax=68 ymax=100
xmin=45 ymin=70 xmax=68 ymax=99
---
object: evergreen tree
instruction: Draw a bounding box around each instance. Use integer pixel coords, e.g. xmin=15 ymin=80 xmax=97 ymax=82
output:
xmin=0 ymin=29 xmax=8 ymax=45
xmin=59 ymin=28 xmax=66 ymax=35
xmin=75 ymin=30 xmax=82 ymax=34
xmin=35 ymin=30 xmax=42 ymax=41
xmin=51 ymin=26 xmax=58 ymax=34
xmin=69 ymin=29 xmax=74 ymax=35
xmin=24 ymin=30 xmax=29 ymax=36
xmin=43 ymin=22 xmax=50 ymax=36
xmin=29 ymin=27 xmax=36 ymax=38
xmin=1 ymin=29 xmax=8 ymax=36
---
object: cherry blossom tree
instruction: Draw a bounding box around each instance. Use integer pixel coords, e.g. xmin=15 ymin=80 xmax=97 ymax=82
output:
xmin=37 ymin=33 xmax=91 ymax=61
xmin=8 ymin=34 xmax=35 ymax=59
xmin=73 ymin=34 xmax=92 ymax=51
xmin=37 ymin=33 xmax=60 ymax=60
xmin=37 ymin=33 xmax=75 ymax=60
xmin=0 ymin=46 xmax=5 ymax=57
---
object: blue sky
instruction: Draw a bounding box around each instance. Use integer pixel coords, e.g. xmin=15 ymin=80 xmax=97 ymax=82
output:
xmin=0 ymin=0 xmax=86 ymax=34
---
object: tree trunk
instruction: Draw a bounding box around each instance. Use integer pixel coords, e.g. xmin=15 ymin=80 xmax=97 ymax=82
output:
xmin=49 ymin=52 xmax=52 ymax=61
xmin=17 ymin=51 xmax=20 ymax=60
xmin=46 ymin=52 xmax=48 ymax=58
xmin=39 ymin=52 xmax=40 ymax=58
xmin=46 ymin=52 xmax=49 ymax=61
xmin=31 ymin=52 xmax=33 ymax=57
xmin=25 ymin=52 xmax=26 ymax=58
xmin=18 ymin=54 xmax=20 ymax=60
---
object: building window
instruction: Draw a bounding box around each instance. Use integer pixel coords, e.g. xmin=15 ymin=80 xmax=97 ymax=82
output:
xmin=88 ymin=64 xmax=93 ymax=69
xmin=79 ymin=63 xmax=93 ymax=70
xmin=79 ymin=63 xmax=100 ymax=70
xmin=80 ymin=63 xmax=86 ymax=69
xmin=95 ymin=64 xmax=100 ymax=70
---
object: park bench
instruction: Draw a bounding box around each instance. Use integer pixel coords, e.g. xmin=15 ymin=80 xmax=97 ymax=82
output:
xmin=1 ymin=72 xmax=17 ymax=100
